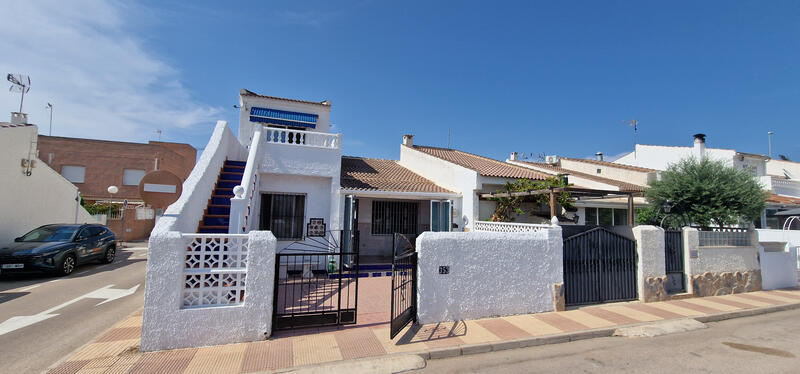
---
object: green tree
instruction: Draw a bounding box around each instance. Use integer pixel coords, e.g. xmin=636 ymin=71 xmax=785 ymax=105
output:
xmin=638 ymin=158 xmax=768 ymax=229
xmin=490 ymin=178 xmax=573 ymax=222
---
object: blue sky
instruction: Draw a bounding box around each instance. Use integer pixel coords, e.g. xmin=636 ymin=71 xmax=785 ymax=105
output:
xmin=3 ymin=1 xmax=799 ymax=161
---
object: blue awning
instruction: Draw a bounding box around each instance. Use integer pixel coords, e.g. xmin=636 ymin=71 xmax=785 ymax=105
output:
xmin=250 ymin=107 xmax=317 ymax=129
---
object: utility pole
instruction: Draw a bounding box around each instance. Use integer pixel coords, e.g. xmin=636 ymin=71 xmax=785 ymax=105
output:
xmin=46 ymin=103 xmax=53 ymax=135
xmin=623 ymin=119 xmax=639 ymax=159
xmin=768 ymin=131 xmax=774 ymax=159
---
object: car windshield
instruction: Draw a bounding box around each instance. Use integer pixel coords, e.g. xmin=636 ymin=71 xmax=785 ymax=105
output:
xmin=19 ymin=226 xmax=79 ymax=242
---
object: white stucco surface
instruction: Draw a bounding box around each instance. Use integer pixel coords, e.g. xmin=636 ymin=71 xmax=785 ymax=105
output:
xmin=140 ymin=230 xmax=276 ymax=351
xmin=682 ymin=228 xmax=760 ymax=275
xmin=153 ymin=121 xmax=245 ymax=235
xmin=258 ymin=174 xmax=334 ymax=251
xmin=238 ymin=93 xmax=332 ymax=146
xmin=416 ymin=228 xmax=563 ymax=324
xmin=757 ymin=229 xmax=800 ymax=290
xmin=0 ymin=125 xmax=97 ymax=243
xmin=633 ymin=226 xmax=666 ymax=300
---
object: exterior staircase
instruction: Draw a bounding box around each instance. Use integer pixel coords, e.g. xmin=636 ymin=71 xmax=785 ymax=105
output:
xmin=197 ymin=160 xmax=246 ymax=233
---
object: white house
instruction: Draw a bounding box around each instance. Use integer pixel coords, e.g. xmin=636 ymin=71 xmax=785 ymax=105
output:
xmin=613 ymin=134 xmax=800 ymax=229
xmin=0 ymin=112 xmax=97 ymax=243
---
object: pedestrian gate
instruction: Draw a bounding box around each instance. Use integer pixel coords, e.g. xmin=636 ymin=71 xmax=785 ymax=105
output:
xmin=563 ymin=227 xmax=638 ymax=306
xmin=390 ymin=233 xmax=418 ymax=339
xmin=664 ymin=230 xmax=685 ymax=293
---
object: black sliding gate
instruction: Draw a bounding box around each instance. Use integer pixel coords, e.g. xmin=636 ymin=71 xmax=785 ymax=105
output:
xmin=390 ymin=233 xmax=418 ymax=339
xmin=664 ymin=230 xmax=685 ymax=293
xmin=273 ymin=231 xmax=359 ymax=331
xmin=563 ymin=227 xmax=638 ymax=306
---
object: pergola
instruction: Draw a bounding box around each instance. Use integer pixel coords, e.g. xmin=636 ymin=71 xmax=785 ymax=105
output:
xmin=479 ymin=187 xmax=644 ymax=225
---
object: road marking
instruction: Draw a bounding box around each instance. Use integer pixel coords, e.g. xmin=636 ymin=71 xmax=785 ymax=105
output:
xmin=75 ymin=270 xmax=90 ymax=275
xmin=19 ymin=284 xmax=41 ymax=292
xmin=0 ymin=283 xmax=140 ymax=336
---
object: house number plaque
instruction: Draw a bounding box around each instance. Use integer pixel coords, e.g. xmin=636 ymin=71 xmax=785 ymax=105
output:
xmin=439 ymin=266 xmax=450 ymax=275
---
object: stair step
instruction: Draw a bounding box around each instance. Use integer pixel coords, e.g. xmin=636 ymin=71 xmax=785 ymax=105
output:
xmin=198 ymin=226 xmax=229 ymax=234
xmin=214 ymin=188 xmax=234 ymax=196
xmin=224 ymin=160 xmax=247 ymax=167
xmin=203 ymin=216 xmax=230 ymax=226
xmin=207 ymin=205 xmax=231 ymax=215
xmin=211 ymin=197 xmax=231 ymax=205
xmin=216 ymin=181 xmax=240 ymax=189
xmin=223 ymin=166 xmax=244 ymax=173
xmin=220 ymin=172 xmax=244 ymax=181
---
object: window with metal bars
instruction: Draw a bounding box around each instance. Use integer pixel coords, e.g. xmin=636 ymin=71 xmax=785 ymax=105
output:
xmin=260 ymin=194 xmax=305 ymax=240
xmin=371 ymin=201 xmax=418 ymax=235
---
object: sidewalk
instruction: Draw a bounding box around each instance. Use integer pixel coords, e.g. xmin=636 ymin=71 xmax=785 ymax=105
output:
xmin=48 ymin=288 xmax=800 ymax=374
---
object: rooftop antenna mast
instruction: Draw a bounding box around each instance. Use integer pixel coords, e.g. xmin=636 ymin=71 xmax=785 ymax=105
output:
xmin=623 ymin=119 xmax=638 ymax=159
xmin=7 ymin=74 xmax=31 ymax=113
xmin=46 ymin=103 xmax=53 ymax=135
xmin=156 ymin=129 xmax=162 ymax=141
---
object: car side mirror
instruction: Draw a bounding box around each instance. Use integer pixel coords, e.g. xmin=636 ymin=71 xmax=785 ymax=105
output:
xmin=14 ymin=237 xmax=22 ymax=242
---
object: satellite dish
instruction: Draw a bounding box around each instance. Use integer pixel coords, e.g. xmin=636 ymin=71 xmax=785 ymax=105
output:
xmin=7 ymin=73 xmax=31 ymax=113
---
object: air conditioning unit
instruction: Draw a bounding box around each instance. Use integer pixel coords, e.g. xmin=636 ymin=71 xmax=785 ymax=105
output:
xmin=545 ymin=155 xmax=559 ymax=164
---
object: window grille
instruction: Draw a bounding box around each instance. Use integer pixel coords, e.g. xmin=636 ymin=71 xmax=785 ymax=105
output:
xmin=260 ymin=194 xmax=305 ymax=240
xmin=371 ymin=201 xmax=418 ymax=235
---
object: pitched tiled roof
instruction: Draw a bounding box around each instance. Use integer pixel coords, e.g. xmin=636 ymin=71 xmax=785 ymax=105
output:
xmin=561 ymin=157 xmax=657 ymax=173
xmin=766 ymin=194 xmax=800 ymax=206
xmin=341 ymin=156 xmax=454 ymax=194
xmin=514 ymin=161 xmax=646 ymax=192
xmin=240 ymin=89 xmax=330 ymax=107
xmin=411 ymin=145 xmax=551 ymax=180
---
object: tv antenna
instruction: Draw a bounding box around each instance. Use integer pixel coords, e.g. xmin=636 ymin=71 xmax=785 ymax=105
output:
xmin=7 ymin=74 xmax=31 ymax=113
xmin=623 ymin=119 xmax=638 ymax=158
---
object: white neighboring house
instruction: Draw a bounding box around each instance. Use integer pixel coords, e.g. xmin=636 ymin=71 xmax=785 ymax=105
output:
xmin=506 ymin=153 xmax=652 ymax=226
xmin=0 ymin=112 xmax=97 ymax=243
xmin=613 ymin=134 xmax=800 ymax=229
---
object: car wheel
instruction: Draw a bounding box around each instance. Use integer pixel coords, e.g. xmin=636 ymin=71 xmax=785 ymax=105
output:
xmin=101 ymin=245 xmax=116 ymax=264
xmin=58 ymin=254 xmax=76 ymax=276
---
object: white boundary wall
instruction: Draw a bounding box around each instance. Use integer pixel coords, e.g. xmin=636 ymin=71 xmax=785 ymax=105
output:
xmin=757 ymin=229 xmax=800 ymax=290
xmin=416 ymin=228 xmax=563 ymax=324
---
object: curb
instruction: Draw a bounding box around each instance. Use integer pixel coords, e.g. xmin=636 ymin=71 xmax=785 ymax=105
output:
xmin=414 ymin=300 xmax=800 ymax=362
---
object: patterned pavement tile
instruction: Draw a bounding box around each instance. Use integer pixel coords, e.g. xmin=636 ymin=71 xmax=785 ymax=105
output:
xmin=706 ymin=296 xmax=758 ymax=309
xmin=766 ymin=290 xmax=800 ymax=300
xmin=619 ymin=303 xmax=686 ymax=320
xmin=128 ymin=348 xmax=197 ymax=374
xmin=103 ymin=364 xmax=134 ymax=374
xmin=96 ymin=327 xmax=142 ymax=343
xmin=665 ymin=300 xmax=722 ymax=314
xmin=68 ymin=339 xmax=140 ymax=362
xmin=602 ymin=305 xmax=662 ymax=322
xmin=333 ymin=327 xmax=387 ymax=360
xmin=374 ymin=325 xmax=430 ymax=353
xmin=733 ymin=293 xmax=786 ymax=305
xmin=685 ymin=297 xmax=742 ymax=312
xmin=458 ymin=320 xmax=501 ymax=344
xmin=503 ymin=314 xmax=563 ymax=336
xmin=183 ymin=343 xmax=247 ymax=374
xmin=47 ymin=360 xmax=90 ymax=374
xmin=580 ymin=306 xmax=643 ymax=325
xmin=534 ymin=313 xmax=591 ymax=332
xmin=292 ymin=333 xmax=343 ymax=367
xmin=723 ymin=294 xmax=772 ymax=307
xmin=240 ymin=340 xmax=293 ymax=373
xmin=643 ymin=302 xmax=702 ymax=317
xmin=753 ymin=292 xmax=799 ymax=303
xmin=114 ymin=316 xmax=144 ymax=329
xmin=75 ymin=367 xmax=106 ymax=374
xmin=557 ymin=310 xmax=617 ymax=329
xmin=476 ymin=318 xmax=532 ymax=340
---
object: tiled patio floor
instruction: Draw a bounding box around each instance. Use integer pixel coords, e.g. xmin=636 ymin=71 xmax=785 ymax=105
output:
xmin=48 ymin=288 xmax=800 ymax=374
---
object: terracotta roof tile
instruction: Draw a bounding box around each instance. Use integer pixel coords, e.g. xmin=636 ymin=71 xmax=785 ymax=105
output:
xmin=341 ymin=156 xmax=454 ymax=194
xmin=766 ymin=194 xmax=800 ymax=206
xmin=560 ymin=157 xmax=658 ymax=172
xmin=411 ymin=145 xmax=551 ymax=180
xmin=240 ymin=89 xmax=330 ymax=107
xmin=514 ymin=161 xmax=646 ymax=192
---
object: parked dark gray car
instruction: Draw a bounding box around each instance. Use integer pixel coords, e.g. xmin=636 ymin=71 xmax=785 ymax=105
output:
xmin=0 ymin=224 xmax=117 ymax=276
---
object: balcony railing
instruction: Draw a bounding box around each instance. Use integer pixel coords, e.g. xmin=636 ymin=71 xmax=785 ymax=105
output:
xmin=264 ymin=127 xmax=340 ymax=149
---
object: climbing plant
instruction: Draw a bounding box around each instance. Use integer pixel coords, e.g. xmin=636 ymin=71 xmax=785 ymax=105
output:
xmin=489 ymin=177 xmax=573 ymax=222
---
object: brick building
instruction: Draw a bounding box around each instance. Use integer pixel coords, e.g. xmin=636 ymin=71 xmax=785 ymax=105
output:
xmin=37 ymin=136 xmax=196 ymax=240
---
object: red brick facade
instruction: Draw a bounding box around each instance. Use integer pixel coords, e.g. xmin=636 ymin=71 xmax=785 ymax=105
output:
xmin=37 ymin=135 xmax=196 ymax=202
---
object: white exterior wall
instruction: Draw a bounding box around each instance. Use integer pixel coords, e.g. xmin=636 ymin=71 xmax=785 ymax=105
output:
xmin=152 ymin=121 xmax=246 ymax=234
xmin=238 ymin=94 xmax=332 ymax=146
xmin=0 ymin=125 xmax=97 ymax=242
xmin=632 ymin=226 xmax=666 ymax=301
xmin=557 ymin=159 xmax=653 ymax=186
xmin=767 ymin=159 xmax=800 ymax=179
xmin=757 ymin=229 xmax=800 ymax=290
xmin=682 ymin=228 xmax=760 ymax=275
xmin=615 ymin=145 xmax=737 ymax=171
xmin=399 ymin=145 xmax=478 ymax=230
xmin=416 ymin=229 xmax=563 ymax=324
xmin=141 ymin=231 xmax=276 ymax=351
xmin=258 ymin=174 xmax=334 ymax=251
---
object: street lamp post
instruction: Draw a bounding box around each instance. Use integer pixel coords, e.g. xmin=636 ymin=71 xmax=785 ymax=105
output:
xmin=659 ymin=200 xmax=673 ymax=228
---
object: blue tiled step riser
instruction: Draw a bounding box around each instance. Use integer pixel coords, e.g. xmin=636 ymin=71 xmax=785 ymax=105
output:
xmin=198 ymin=228 xmax=228 ymax=234
xmin=211 ymin=197 xmax=231 ymax=205
xmin=217 ymin=181 xmax=240 ymax=189
xmin=225 ymin=160 xmax=247 ymax=167
xmin=203 ymin=217 xmax=229 ymax=226
xmin=220 ymin=173 xmax=244 ymax=181
xmin=207 ymin=206 xmax=230 ymax=215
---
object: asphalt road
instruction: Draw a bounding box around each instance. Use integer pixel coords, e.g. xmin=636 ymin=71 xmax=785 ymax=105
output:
xmin=0 ymin=245 xmax=147 ymax=374
xmin=418 ymin=308 xmax=800 ymax=373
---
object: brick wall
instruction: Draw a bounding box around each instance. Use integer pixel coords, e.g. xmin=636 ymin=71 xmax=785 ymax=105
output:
xmin=37 ymin=136 xmax=196 ymax=202
xmin=106 ymin=209 xmax=156 ymax=241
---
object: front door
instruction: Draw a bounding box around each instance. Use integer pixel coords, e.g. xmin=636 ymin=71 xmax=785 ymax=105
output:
xmin=430 ymin=200 xmax=452 ymax=232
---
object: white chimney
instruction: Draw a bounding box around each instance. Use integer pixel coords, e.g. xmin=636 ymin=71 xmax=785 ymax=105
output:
xmin=510 ymin=152 xmax=518 ymax=161
xmin=403 ymin=134 xmax=414 ymax=146
xmin=693 ymin=133 xmax=706 ymax=161
xmin=595 ymin=152 xmax=604 ymax=161
xmin=10 ymin=112 xmax=28 ymax=125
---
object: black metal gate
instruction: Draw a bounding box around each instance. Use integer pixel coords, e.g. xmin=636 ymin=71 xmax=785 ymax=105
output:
xmin=563 ymin=227 xmax=638 ymax=306
xmin=664 ymin=230 xmax=685 ymax=293
xmin=273 ymin=231 xmax=359 ymax=330
xmin=390 ymin=233 xmax=417 ymax=339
